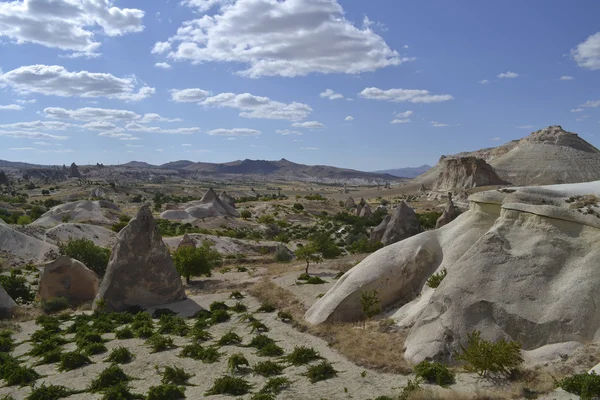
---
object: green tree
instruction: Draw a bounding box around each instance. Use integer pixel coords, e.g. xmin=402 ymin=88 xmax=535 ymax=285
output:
xmin=295 ymin=244 xmax=323 ymax=276
xmin=310 ymin=232 xmax=341 ymax=259
xmin=360 ymin=290 xmax=381 ymax=327
xmin=58 ymin=238 xmax=111 ymax=276
xmin=17 ymin=215 xmax=31 ymax=225
xmin=240 ymin=210 xmax=252 ymax=220
xmin=173 ymin=241 xmax=222 ymax=284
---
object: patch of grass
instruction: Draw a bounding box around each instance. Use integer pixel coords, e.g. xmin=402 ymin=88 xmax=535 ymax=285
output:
xmin=205 ymin=376 xmax=253 ymax=396
xmin=42 ymin=297 xmax=71 ymax=314
xmin=161 ymin=365 xmax=193 ymax=386
xmin=230 ymin=291 xmax=244 ymax=299
xmin=277 ymin=311 xmax=293 ymax=322
xmin=259 ymin=377 xmax=292 ymax=395
xmin=115 ymin=326 xmax=134 ymax=339
xmin=26 ymin=383 xmax=76 ymax=400
xmin=146 ymin=384 xmax=185 ymax=400
xmin=304 ymin=276 xmax=328 ymax=285
xmin=257 ymin=343 xmax=285 ymax=357
xmin=59 ymin=351 xmax=91 ymax=371
xmin=179 ymin=344 xmax=221 ymax=363
xmin=256 ymin=302 xmax=276 ymax=313
xmin=303 ymin=361 xmax=338 ymax=383
xmin=158 ymin=315 xmax=189 ymax=336
xmin=4 ymin=365 xmax=40 ymax=387
xmin=145 ymin=334 xmax=175 ymax=353
xmin=188 ymin=327 xmax=212 ymax=343
xmin=192 ymin=309 xmax=212 ymax=320
xmin=231 ymin=302 xmax=248 ymax=313
xmin=75 ymin=331 xmax=105 ymax=348
xmin=285 ymin=346 xmax=322 ymax=366
xmin=29 ymin=336 xmax=67 ymax=356
xmin=253 ymin=361 xmax=285 ymax=377
xmin=248 ymin=319 xmax=269 ymax=333
xmin=209 ymin=301 xmax=229 ymax=311
xmin=107 ymin=347 xmax=134 ymax=364
xmin=297 ymin=273 xmax=310 ymax=281
xmin=426 ymin=268 xmax=447 ymax=289
xmin=35 ymin=348 xmax=62 ymax=365
xmin=81 ymin=342 xmax=108 ymax=356
xmin=228 ymin=353 xmax=250 ymax=373
xmin=89 ymin=364 xmax=132 ymax=392
xmin=35 ymin=315 xmax=62 ymax=331
xmin=414 ymin=360 xmax=455 ymax=386
xmin=238 ymin=313 xmax=257 ymax=323
xmin=0 ymin=330 xmax=14 ymax=352
xmin=218 ymin=331 xmax=243 ymax=346
xmin=559 ymin=373 xmax=600 ymax=400
xmin=0 ymin=353 xmax=19 ymax=380
xmin=133 ymin=324 xmax=154 ymax=339
xmin=247 ymin=334 xmax=275 ymax=349
xmin=210 ymin=309 xmax=230 ymax=324
xmin=100 ymin=383 xmax=143 ymax=400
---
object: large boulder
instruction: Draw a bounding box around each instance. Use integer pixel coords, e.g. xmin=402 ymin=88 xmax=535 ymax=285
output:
xmin=0 ymin=223 xmax=58 ymax=265
xmin=306 ymin=180 xmax=600 ymax=365
xmin=94 ymin=204 xmax=186 ymax=312
xmin=380 ymin=202 xmax=422 ymax=246
xmin=160 ymin=188 xmax=240 ymax=222
xmin=435 ymin=194 xmax=461 ymax=229
xmin=0 ymin=286 xmax=17 ymax=316
xmin=344 ymin=197 xmax=356 ymax=209
xmin=432 ymin=156 xmax=506 ymax=191
xmin=38 ymin=256 xmax=99 ymax=302
xmin=31 ymin=200 xmax=121 ymax=228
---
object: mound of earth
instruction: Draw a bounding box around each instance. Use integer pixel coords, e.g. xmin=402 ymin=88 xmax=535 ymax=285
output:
xmin=415 ymin=126 xmax=600 ymax=187
xmin=306 ymin=180 xmax=600 ymax=364
xmin=31 ymin=200 xmax=121 ymax=228
xmin=0 ymin=223 xmax=57 ymax=265
xmin=160 ymin=188 xmax=240 ymax=222
xmin=44 ymin=223 xmax=117 ymax=248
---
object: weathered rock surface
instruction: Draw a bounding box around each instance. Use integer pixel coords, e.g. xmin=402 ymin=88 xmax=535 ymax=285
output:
xmin=344 ymin=197 xmax=356 ymax=209
xmin=94 ymin=205 xmax=186 ymax=312
xmin=31 ymin=200 xmax=121 ymax=228
xmin=359 ymin=204 xmax=373 ymax=219
xmin=380 ymin=202 xmax=422 ymax=246
xmin=44 ymin=223 xmax=117 ymax=248
xmin=219 ymin=191 xmax=236 ymax=208
xmin=435 ymin=194 xmax=461 ymax=228
xmin=0 ymin=286 xmax=17 ymax=315
xmin=370 ymin=215 xmax=391 ymax=242
xmin=68 ymin=162 xmax=81 ymax=178
xmin=38 ymin=256 xmax=99 ymax=302
xmin=432 ymin=156 xmax=506 ymax=191
xmin=355 ymin=204 xmax=363 ymax=217
xmin=0 ymin=223 xmax=58 ymax=265
xmin=0 ymin=171 xmax=9 ymax=185
xmin=90 ymin=187 xmax=105 ymax=198
xmin=306 ymin=180 xmax=600 ymax=365
xmin=160 ymin=188 xmax=240 ymax=222
xmin=177 ymin=233 xmax=196 ymax=250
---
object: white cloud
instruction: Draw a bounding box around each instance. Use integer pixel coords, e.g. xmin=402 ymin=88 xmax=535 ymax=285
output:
xmin=0 ymin=130 xmax=67 ymax=140
xmin=156 ymin=148 xmax=164 ymax=152
xmin=300 ymin=147 xmax=319 ymax=150
xmin=394 ymin=110 xmax=413 ymax=118
xmin=276 ymin=129 xmax=302 ymax=136
xmin=571 ymin=108 xmax=584 ymax=113
xmin=0 ymin=121 xmax=72 ymax=130
xmin=181 ymin=144 xmax=192 ymax=147
xmin=207 ymin=128 xmax=261 ymax=137
xmin=0 ymin=65 xmax=155 ymax=101
xmin=391 ymin=119 xmax=410 ymax=124
xmin=125 ymin=123 xmax=200 ymax=134
xmin=181 ymin=0 xmax=231 ymax=13
xmin=155 ymin=62 xmax=172 ymax=69
xmin=479 ymin=79 xmax=490 ymax=84
xmin=359 ymin=87 xmax=453 ymax=103
xmin=491 ymin=137 xmax=501 ymax=141
xmin=158 ymin=0 xmax=410 ymax=78
xmin=139 ymin=113 xmax=182 ymax=123
xmin=15 ymin=99 xmax=36 ymax=104
xmin=98 ymin=132 xmax=139 ymax=140
xmin=126 ymin=144 xmax=145 ymax=148
xmin=61 ymin=52 xmax=102 ymax=59
xmin=201 ymin=92 xmax=312 ymax=121
xmin=33 ymin=141 xmax=52 ymax=146
xmin=320 ymin=89 xmax=344 ymax=100
xmin=582 ymin=100 xmax=600 ymax=108
xmin=559 ymin=76 xmax=574 ymax=81
xmin=516 ymin=125 xmax=535 ymax=129
xmin=345 ymin=116 xmax=354 ymax=121
xmin=430 ymin=121 xmax=449 ymax=127
xmin=0 ymin=104 xmax=24 ymax=111
xmin=44 ymin=107 xmax=140 ymax=121
xmin=82 ymin=122 xmax=123 ymax=132
xmin=0 ymin=0 xmax=144 ymax=55
xmin=9 ymin=147 xmax=36 ymax=151
xmin=497 ymin=71 xmax=519 ymax=79
xmin=291 ymin=121 xmax=324 ymax=129
xmin=572 ymin=32 xmax=600 ymax=70
xmin=170 ymin=88 xmax=211 ymax=103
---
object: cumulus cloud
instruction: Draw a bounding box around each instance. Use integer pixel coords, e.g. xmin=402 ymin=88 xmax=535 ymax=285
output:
xmin=0 ymin=120 xmax=73 ymax=130
xmin=0 ymin=0 xmax=144 ymax=55
xmin=0 ymin=65 xmax=155 ymax=101
xmin=276 ymin=129 xmax=302 ymax=135
xmin=516 ymin=125 xmax=534 ymax=129
xmin=430 ymin=121 xmax=449 ymax=127
xmin=320 ymin=89 xmax=344 ymax=100
xmin=155 ymin=62 xmax=172 ymax=69
xmin=582 ymin=100 xmax=600 ymax=108
xmin=359 ymin=87 xmax=453 ymax=103
xmin=44 ymin=107 xmax=140 ymax=121
xmin=170 ymin=88 xmax=211 ymax=102
xmin=98 ymin=132 xmax=139 ymax=140
xmin=572 ymin=32 xmax=600 ymax=70
xmin=207 ymin=128 xmax=261 ymax=137
xmin=394 ymin=110 xmax=413 ymax=118
xmin=15 ymin=99 xmax=36 ymax=104
xmin=201 ymin=92 xmax=312 ymax=121
xmin=82 ymin=121 xmax=123 ymax=132
xmin=181 ymin=0 xmax=232 ymax=12
xmin=0 ymin=130 xmax=67 ymax=140
xmin=391 ymin=119 xmax=410 ymax=124
xmin=479 ymin=79 xmax=490 ymax=84
xmin=345 ymin=116 xmax=354 ymax=121
xmin=157 ymin=0 xmax=410 ymax=78
xmin=0 ymin=104 xmax=24 ymax=111
xmin=291 ymin=121 xmax=324 ymax=129
xmin=497 ymin=71 xmax=519 ymax=78
xmin=125 ymin=123 xmax=199 ymax=134
xmin=559 ymin=76 xmax=574 ymax=80
xmin=139 ymin=113 xmax=182 ymax=123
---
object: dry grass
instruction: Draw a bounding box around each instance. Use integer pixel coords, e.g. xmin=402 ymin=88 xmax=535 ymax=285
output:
xmin=248 ymin=279 xmax=411 ymax=374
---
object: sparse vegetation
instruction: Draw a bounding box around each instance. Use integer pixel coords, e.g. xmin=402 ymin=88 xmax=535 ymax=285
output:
xmin=89 ymin=365 xmax=132 ymax=392
xmin=454 ymin=330 xmax=523 ymax=377
xmin=206 ymin=375 xmax=253 ymax=396
xmin=414 ymin=360 xmax=455 ymax=386
xmin=303 ymin=361 xmax=338 ymax=383
xmin=231 ymin=302 xmax=248 ymax=313
xmin=4 ymin=365 xmax=40 ymax=387
xmin=259 ymin=377 xmax=293 ymax=395
xmin=145 ymin=334 xmax=176 ymax=353
xmin=210 ymin=309 xmax=231 ymax=324
xmin=360 ymin=289 xmax=381 ymax=324
xmin=426 ymin=268 xmax=447 ymax=289
xmin=0 ymin=270 xmax=35 ymax=304
xmin=256 ymin=302 xmax=276 ymax=313
xmin=230 ymin=291 xmax=244 ymax=299
xmin=107 ymin=347 xmax=134 ymax=364
xmin=257 ymin=343 xmax=285 ymax=357
xmin=161 ymin=365 xmax=193 ymax=385
xmin=253 ymin=360 xmax=285 ymax=377
xmin=146 ymin=384 xmax=185 ymax=400
xmin=115 ymin=326 xmax=134 ymax=339
xmin=218 ymin=331 xmax=243 ymax=346
xmin=173 ymin=240 xmax=221 ymax=283
xmin=58 ymin=238 xmax=111 ymax=276
xmin=285 ymin=346 xmax=322 ymax=366
xmin=26 ymin=383 xmax=76 ymax=400
xmin=559 ymin=372 xmax=600 ymax=400
xmin=59 ymin=351 xmax=92 ymax=371
xmin=179 ymin=343 xmax=221 ymax=363
xmin=228 ymin=353 xmax=250 ymax=373
xmin=42 ymin=297 xmax=71 ymax=314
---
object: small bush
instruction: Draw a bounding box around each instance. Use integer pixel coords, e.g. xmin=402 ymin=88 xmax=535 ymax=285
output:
xmin=256 ymin=302 xmax=276 ymax=313
xmin=231 ymin=302 xmax=248 ymax=313
xmin=100 ymin=383 xmax=143 ymax=400
xmin=297 ymin=273 xmax=310 ymax=281
xmin=253 ymin=361 xmax=284 ymax=377
xmin=209 ymin=301 xmax=229 ymax=311
xmin=259 ymin=377 xmax=292 ymax=395
xmin=0 ymin=331 xmax=14 ymax=352
xmin=59 ymin=351 xmax=91 ymax=371
xmin=115 ymin=326 xmax=134 ymax=339
xmin=559 ymin=372 xmax=600 ymax=400
xmin=4 ymin=365 xmax=40 ymax=386
xmin=230 ymin=291 xmax=244 ymax=299
xmin=35 ymin=348 xmax=62 ymax=365
xmin=0 ymin=272 xmax=34 ymax=304
xmin=89 ymin=365 xmax=131 ymax=392
xmin=81 ymin=342 xmax=108 ymax=356
xmin=75 ymin=331 xmax=104 ymax=348
xmin=285 ymin=346 xmax=322 ymax=366
xmin=228 ymin=353 xmax=250 ymax=373
xmin=26 ymin=383 xmax=75 ymax=400
xmin=42 ymin=297 xmax=71 ymax=314
xmin=146 ymin=384 xmax=185 ymax=400
xmin=257 ymin=343 xmax=285 ymax=357
xmin=414 ymin=360 xmax=455 ymax=386
xmin=240 ymin=210 xmax=252 ymax=219
xmin=398 ymin=378 xmax=422 ymax=400
xmin=188 ymin=327 xmax=212 ymax=342
xmin=58 ymin=238 xmax=110 ymax=276
xmin=134 ymin=325 xmax=154 ymax=339
xmin=29 ymin=336 xmax=66 ymax=357
xmin=179 ymin=343 xmax=221 ymax=363
xmin=274 ymin=246 xmax=293 ymax=262
xmin=145 ymin=334 xmax=175 ymax=353
xmin=426 ymin=268 xmax=447 ymax=289
xmin=205 ymin=376 xmax=252 ymax=396
xmin=218 ymin=331 xmax=243 ymax=346
xmin=107 ymin=347 xmax=134 ymax=364
xmin=454 ymin=330 xmax=523 ymax=377
xmin=247 ymin=334 xmax=275 ymax=349
xmin=210 ymin=309 xmax=230 ymax=324
xmin=161 ymin=365 xmax=193 ymax=385
xmin=152 ymin=308 xmax=176 ymax=318
xmin=303 ymin=361 xmax=338 ymax=383
xmin=360 ymin=289 xmax=381 ymax=323
xmin=158 ymin=315 xmax=189 ymax=336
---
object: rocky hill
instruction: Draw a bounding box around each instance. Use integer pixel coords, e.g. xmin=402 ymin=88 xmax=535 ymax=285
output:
xmin=372 ymin=165 xmax=432 ymax=178
xmin=432 ymin=157 xmax=507 ymax=191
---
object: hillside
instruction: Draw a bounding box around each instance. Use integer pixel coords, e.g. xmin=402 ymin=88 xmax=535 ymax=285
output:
xmin=373 ymin=165 xmax=432 ymax=178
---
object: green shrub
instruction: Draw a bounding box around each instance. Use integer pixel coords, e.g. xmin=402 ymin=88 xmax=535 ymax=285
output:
xmin=303 ymin=361 xmax=338 ymax=383
xmin=348 ymin=238 xmax=384 ymax=254
xmin=303 ymin=276 xmax=327 ymax=285
xmin=59 ymin=351 xmax=91 ymax=371
xmin=0 ymin=331 xmax=15 ymax=352
xmin=146 ymin=384 xmax=185 ymax=400
xmin=205 ymin=376 xmax=252 ymax=396
xmin=274 ymin=246 xmax=293 ymax=262
xmin=107 ymin=347 xmax=134 ymax=364
xmin=209 ymin=301 xmax=229 ymax=311
xmin=417 ymin=212 xmax=443 ymax=230
xmin=58 ymin=238 xmax=110 ymax=276
xmin=231 ymin=302 xmax=248 ymax=313
xmin=89 ymin=365 xmax=131 ymax=392
xmin=414 ymin=360 xmax=455 ymax=386
xmin=42 ymin=297 xmax=71 ymax=314
xmin=454 ymin=330 xmax=523 ymax=377
xmin=179 ymin=344 xmax=221 ymax=363
xmin=152 ymin=308 xmax=176 ymax=318
xmin=253 ymin=361 xmax=284 ymax=377
xmin=426 ymin=268 xmax=447 ymax=289
xmin=173 ymin=241 xmax=221 ymax=283
xmin=133 ymin=325 xmax=154 ymax=339
xmin=145 ymin=334 xmax=175 ymax=353
xmin=227 ymin=353 xmax=250 ymax=373
xmin=111 ymin=215 xmax=131 ymax=233
xmin=257 ymin=343 xmax=285 ymax=357
xmin=17 ymin=215 xmax=31 ymax=225
xmin=75 ymin=331 xmax=104 ymax=348
xmin=256 ymin=302 xmax=276 ymax=313
xmin=230 ymin=291 xmax=244 ymax=299
xmin=398 ymin=378 xmax=422 ymax=400
xmin=285 ymin=346 xmax=322 ymax=366
xmin=29 ymin=336 xmax=66 ymax=357
xmin=100 ymin=383 xmax=143 ymax=400
xmin=0 ymin=353 xmax=19 ymax=380
xmin=158 ymin=315 xmax=189 ymax=336
xmin=35 ymin=348 xmax=62 ymax=365
xmin=259 ymin=377 xmax=292 ymax=395
xmin=559 ymin=373 xmax=600 ymax=400
xmin=247 ymin=334 xmax=275 ymax=349
xmin=115 ymin=326 xmax=134 ymax=339
xmin=218 ymin=331 xmax=243 ymax=346
xmin=277 ymin=311 xmax=293 ymax=322
xmin=297 ymin=273 xmax=310 ymax=281
xmin=26 ymin=383 xmax=75 ymax=400
xmin=240 ymin=210 xmax=252 ymax=219
xmin=360 ymin=289 xmax=381 ymax=323
xmin=5 ymin=365 xmax=40 ymax=386
xmin=249 ymin=320 xmax=269 ymax=333
xmin=210 ymin=309 xmax=230 ymax=324
xmin=0 ymin=271 xmax=34 ymax=304
xmin=188 ymin=327 xmax=212 ymax=342
xmin=161 ymin=365 xmax=193 ymax=385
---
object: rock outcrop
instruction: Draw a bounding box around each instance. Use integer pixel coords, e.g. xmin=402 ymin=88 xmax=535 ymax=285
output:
xmin=90 ymin=187 xmax=105 ymax=198
xmin=345 ymin=197 xmax=356 ymax=209
xmin=31 ymin=200 xmax=121 ymax=228
xmin=0 ymin=171 xmax=9 ymax=185
xmin=0 ymin=223 xmax=58 ymax=265
xmin=0 ymin=286 xmax=17 ymax=315
xmin=380 ymin=202 xmax=422 ymax=246
xmin=432 ymin=157 xmax=506 ymax=191
xmin=435 ymin=193 xmax=461 ymax=228
xmin=94 ymin=205 xmax=186 ymax=312
xmin=370 ymin=215 xmax=391 ymax=242
xmin=306 ymin=180 xmax=600 ymax=365
xmin=355 ymin=204 xmax=363 ymax=217
xmin=38 ymin=256 xmax=99 ymax=302
xmin=44 ymin=223 xmax=117 ymax=248
xmin=219 ymin=191 xmax=236 ymax=208
xmin=160 ymin=188 xmax=240 ymax=222
xmin=359 ymin=204 xmax=373 ymax=219
xmin=68 ymin=162 xmax=81 ymax=178
xmin=178 ymin=233 xmax=196 ymax=250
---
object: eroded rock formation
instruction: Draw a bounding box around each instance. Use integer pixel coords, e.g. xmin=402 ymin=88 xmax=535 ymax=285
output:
xmin=432 ymin=157 xmax=506 ymax=191
xmin=435 ymin=193 xmax=461 ymax=228
xmin=38 ymin=256 xmax=99 ymax=302
xmin=380 ymin=202 xmax=422 ymax=246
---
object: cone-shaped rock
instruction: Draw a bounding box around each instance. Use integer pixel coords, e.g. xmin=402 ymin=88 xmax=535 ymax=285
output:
xmin=356 ymin=204 xmax=363 ymax=217
xmin=201 ymin=187 xmax=218 ymax=202
xmin=178 ymin=233 xmax=196 ymax=250
xmin=359 ymin=197 xmax=367 ymax=207
xmin=436 ymin=194 xmax=461 ymax=229
xmin=370 ymin=215 xmax=390 ymax=242
xmin=0 ymin=171 xmax=9 ymax=185
xmin=381 ymin=202 xmax=422 ymax=246
xmin=359 ymin=204 xmax=373 ymax=219
xmin=0 ymin=286 xmax=17 ymax=315
xmin=68 ymin=162 xmax=81 ymax=178
xmin=219 ymin=191 xmax=236 ymax=208
xmin=94 ymin=204 xmax=186 ymax=311
xmin=344 ymin=197 xmax=356 ymax=209
xmin=38 ymin=256 xmax=99 ymax=302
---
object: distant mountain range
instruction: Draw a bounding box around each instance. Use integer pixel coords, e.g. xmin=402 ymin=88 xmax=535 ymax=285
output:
xmin=372 ymin=165 xmax=432 ymax=178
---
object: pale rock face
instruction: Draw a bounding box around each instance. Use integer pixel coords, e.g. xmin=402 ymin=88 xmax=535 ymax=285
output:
xmin=94 ymin=204 xmax=186 ymax=312
xmin=178 ymin=233 xmax=196 ymax=250
xmin=380 ymin=202 xmax=422 ymax=246
xmin=355 ymin=204 xmax=363 ymax=217
xmin=0 ymin=286 xmax=17 ymax=315
xmin=370 ymin=215 xmax=390 ymax=242
xmin=359 ymin=204 xmax=373 ymax=219
xmin=219 ymin=191 xmax=236 ymax=208
xmin=432 ymin=156 xmax=506 ymax=191
xmin=68 ymin=162 xmax=81 ymax=178
xmin=0 ymin=223 xmax=58 ymax=265
xmin=90 ymin=187 xmax=105 ymax=198
xmin=306 ymin=180 xmax=600 ymax=364
xmin=344 ymin=197 xmax=356 ymax=209
xmin=31 ymin=200 xmax=121 ymax=228
xmin=38 ymin=256 xmax=99 ymax=302
xmin=160 ymin=188 xmax=240 ymax=222
xmin=435 ymin=195 xmax=461 ymax=228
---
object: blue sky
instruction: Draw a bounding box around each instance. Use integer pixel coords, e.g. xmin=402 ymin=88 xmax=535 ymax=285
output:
xmin=0 ymin=0 xmax=599 ymax=171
